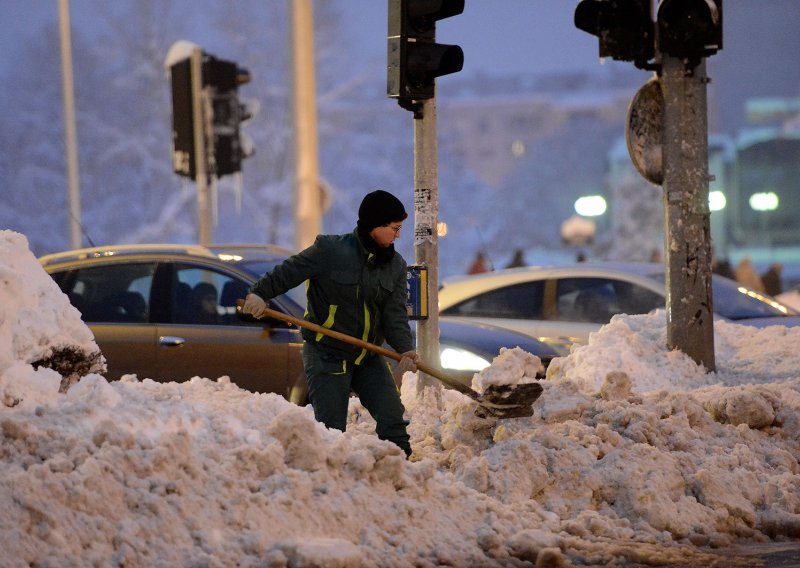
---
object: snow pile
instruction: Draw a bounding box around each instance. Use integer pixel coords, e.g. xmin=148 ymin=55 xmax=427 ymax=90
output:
xmin=471 ymin=346 xmax=542 ymax=392
xmin=547 ymin=310 xmax=800 ymax=392
xmin=545 ymin=311 xmax=714 ymax=393
xmin=1 ymin=230 xmax=799 ymax=566
xmin=0 ymin=231 xmax=104 ymax=399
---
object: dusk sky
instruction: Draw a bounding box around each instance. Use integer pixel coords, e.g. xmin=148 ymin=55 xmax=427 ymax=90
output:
xmin=3 ymin=1 xmax=603 ymax=80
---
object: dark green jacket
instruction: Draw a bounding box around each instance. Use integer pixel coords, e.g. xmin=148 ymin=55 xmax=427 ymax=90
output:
xmin=249 ymin=230 xmax=413 ymax=363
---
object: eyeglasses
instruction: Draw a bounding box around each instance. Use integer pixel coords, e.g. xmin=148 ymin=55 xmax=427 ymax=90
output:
xmin=386 ymin=224 xmax=403 ymax=234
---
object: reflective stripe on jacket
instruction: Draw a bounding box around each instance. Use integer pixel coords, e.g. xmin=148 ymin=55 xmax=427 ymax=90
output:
xmin=249 ymin=229 xmax=413 ymax=363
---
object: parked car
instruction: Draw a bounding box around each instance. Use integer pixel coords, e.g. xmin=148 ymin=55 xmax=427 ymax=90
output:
xmin=438 ymin=262 xmax=800 ymax=354
xmin=39 ymin=244 xmax=558 ymax=404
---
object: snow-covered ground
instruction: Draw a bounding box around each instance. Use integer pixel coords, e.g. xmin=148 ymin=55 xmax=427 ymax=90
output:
xmin=2 ymin=229 xmax=800 ymax=567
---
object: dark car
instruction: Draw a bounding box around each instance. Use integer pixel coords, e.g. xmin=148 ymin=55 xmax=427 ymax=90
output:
xmin=40 ymin=244 xmax=558 ymax=404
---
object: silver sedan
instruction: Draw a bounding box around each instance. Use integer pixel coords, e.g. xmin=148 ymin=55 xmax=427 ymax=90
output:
xmin=439 ymin=262 xmax=800 ymax=354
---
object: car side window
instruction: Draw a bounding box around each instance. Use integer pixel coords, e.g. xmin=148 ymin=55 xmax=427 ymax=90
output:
xmin=556 ymin=278 xmax=619 ymax=323
xmin=442 ymin=281 xmax=544 ymax=319
xmin=613 ymin=281 xmax=664 ymax=315
xmin=57 ymin=263 xmax=155 ymax=323
xmin=556 ymin=277 xmax=663 ymax=323
xmin=172 ymin=265 xmax=252 ymax=326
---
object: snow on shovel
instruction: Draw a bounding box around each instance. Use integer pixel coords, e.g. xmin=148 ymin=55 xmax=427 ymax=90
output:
xmin=235 ymin=299 xmax=542 ymax=419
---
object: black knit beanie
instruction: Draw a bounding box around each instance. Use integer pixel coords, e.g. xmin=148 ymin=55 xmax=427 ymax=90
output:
xmin=357 ymin=190 xmax=408 ymax=232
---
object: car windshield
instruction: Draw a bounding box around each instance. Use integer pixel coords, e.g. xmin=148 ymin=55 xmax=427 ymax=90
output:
xmin=647 ymin=271 xmax=798 ymax=320
xmin=238 ymin=260 xmax=308 ymax=310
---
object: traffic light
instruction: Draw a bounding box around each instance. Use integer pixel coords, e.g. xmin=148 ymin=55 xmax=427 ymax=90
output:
xmin=387 ymin=0 xmax=465 ymax=103
xmin=168 ymin=52 xmax=253 ymax=179
xmin=657 ymin=0 xmax=722 ymax=61
xmin=574 ymin=0 xmax=654 ymax=70
xmin=204 ymin=57 xmax=253 ymax=177
xmin=169 ymin=57 xmax=196 ymax=178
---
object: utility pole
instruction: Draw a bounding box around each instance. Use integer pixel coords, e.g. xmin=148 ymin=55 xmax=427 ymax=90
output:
xmin=190 ymin=48 xmax=212 ymax=246
xmin=412 ymin=98 xmax=440 ymax=389
xmin=661 ymin=58 xmax=715 ymax=369
xmin=58 ymin=0 xmax=82 ymax=249
xmin=291 ymin=0 xmax=322 ymax=251
xmin=388 ymin=0 xmax=464 ymax=391
xmin=575 ymin=0 xmax=722 ymax=370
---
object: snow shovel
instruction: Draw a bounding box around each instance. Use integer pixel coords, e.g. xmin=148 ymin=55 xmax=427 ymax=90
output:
xmin=236 ymin=299 xmax=543 ymax=418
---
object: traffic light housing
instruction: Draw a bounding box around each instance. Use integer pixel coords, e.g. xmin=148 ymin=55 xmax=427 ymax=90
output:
xmin=387 ymin=0 xmax=465 ymax=103
xmin=574 ymin=0 xmax=654 ymax=70
xmin=169 ymin=57 xmax=196 ymax=178
xmin=169 ymin=52 xmax=253 ymax=179
xmin=204 ymin=57 xmax=253 ymax=177
xmin=657 ymin=0 xmax=722 ymax=61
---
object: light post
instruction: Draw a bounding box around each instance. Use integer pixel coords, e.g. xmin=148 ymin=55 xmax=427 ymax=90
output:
xmin=58 ymin=0 xmax=82 ymax=249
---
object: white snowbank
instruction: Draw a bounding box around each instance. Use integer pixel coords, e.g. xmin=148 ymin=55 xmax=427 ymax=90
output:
xmin=0 ymin=231 xmax=100 ymax=375
xmin=2 ymin=230 xmax=799 ymax=566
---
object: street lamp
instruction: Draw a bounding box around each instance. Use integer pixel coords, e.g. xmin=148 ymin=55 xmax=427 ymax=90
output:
xmin=708 ymin=190 xmax=726 ymax=212
xmin=749 ymin=191 xmax=779 ymax=212
xmin=574 ymin=195 xmax=607 ymax=217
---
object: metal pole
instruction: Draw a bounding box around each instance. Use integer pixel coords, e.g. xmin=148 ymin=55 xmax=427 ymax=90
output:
xmin=291 ymin=0 xmax=322 ymax=251
xmin=413 ymin=98 xmax=440 ymax=392
xmin=661 ymin=57 xmax=715 ymax=371
xmin=190 ymin=48 xmax=212 ymax=246
xmin=58 ymin=0 xmax=82 ymax=249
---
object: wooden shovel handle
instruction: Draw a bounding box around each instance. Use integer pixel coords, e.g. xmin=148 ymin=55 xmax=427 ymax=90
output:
xmin=235 ymin=298 xmax=474 ymax=396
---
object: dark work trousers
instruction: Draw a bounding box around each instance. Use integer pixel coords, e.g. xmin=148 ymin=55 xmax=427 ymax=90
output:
xmin=302 ymin=342 xmax=412 ymax=457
